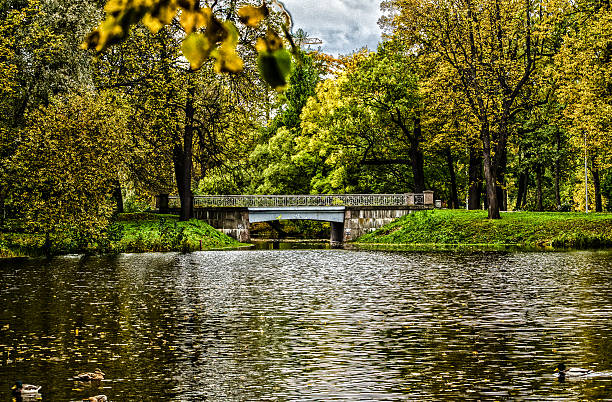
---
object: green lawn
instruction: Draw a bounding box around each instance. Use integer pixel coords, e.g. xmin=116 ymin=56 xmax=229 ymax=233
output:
xmin=115 ymin=213 xmax=247 ymax=252
xmin=355 ymin=210 xmax=612 ymax=249
xmin=0 ymin=213 xmax=247 ymax=257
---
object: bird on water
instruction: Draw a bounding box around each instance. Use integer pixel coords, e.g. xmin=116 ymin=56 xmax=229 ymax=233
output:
xmin=84 ymin=395 xmax=108 ymax=402
xmin=11 ymin=381 xmax=41 ymax=397
xmin=74 ymin=368 xmax=105 ymax=381
xmin=555 ymin=363 xmax=593 ymax=381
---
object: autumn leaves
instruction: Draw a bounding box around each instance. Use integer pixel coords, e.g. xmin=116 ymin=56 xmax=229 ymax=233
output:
xmin=83 ymin=0 xmax=294 ymax=90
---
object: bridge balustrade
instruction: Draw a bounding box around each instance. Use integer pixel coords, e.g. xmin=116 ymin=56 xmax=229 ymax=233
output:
xmin=166 ymin=193 xmax=430 ymax=208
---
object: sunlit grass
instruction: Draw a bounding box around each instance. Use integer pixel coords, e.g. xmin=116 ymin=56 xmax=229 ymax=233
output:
xmin=0 ymin=213 xmax=248 ymax=257
xmin=356 ymin=210 xmax=612 ymax=249
xmin=115 ymin=213 xmax=247 ymax=252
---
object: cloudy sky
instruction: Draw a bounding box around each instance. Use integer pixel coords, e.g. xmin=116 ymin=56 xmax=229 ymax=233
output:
xmin=281 ymin=0 xmax=384 ymax=56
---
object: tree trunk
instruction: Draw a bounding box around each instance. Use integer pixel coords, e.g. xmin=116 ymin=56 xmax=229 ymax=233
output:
xmin=44 ymin=233 xmax=52 ymax=258
xmin=554 ymin=130 xmax=561 ymax=209
xmin=409 ymin=116 xmax=425 ymax=193
xmin=481 ymin=121 xmax=501 ymax=219
xmin=483 ymin=158 xmax=500 ymax=218
xmin=174 ymin=71 xmax=195 ymax=221
xmin=536 ymin=166 xmax=543 ymax=211
xmin=591 ymin=158 xmax=602 ymax=212
xmin=113 ymin=180 xmax=124 ymax=214
xmin=515 ymin=171 xmax=527 ymax=210
xmin=468 ymin=145 xmax=482 ymax=210
xmin=445 ymin=147 xmax=459 ymax=208
xmin=0 ymin=191 xmax=5 ymax=225
xmin=496 ymin=146 xmax=508 ymax=211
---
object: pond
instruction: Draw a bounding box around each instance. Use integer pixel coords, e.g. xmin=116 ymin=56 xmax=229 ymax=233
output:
xmin=1 ymin=249 xmax=611 ymax=400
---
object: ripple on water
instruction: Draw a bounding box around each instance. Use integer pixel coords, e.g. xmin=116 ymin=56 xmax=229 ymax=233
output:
xmin=1 ymin=249 xmax=611 ymax=400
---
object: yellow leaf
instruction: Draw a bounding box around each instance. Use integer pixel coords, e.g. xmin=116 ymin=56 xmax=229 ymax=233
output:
xmin=154 ymin=0 xmax=178 ymax=25
xmin=211 ymin=22 xmax=243 ymax=73
xmin=181 ymin=33 xmax=212 ymax=70
xmin=238 ymin=4 xmax=268 ymax=28
xmin=143 ymin=14 xmax=164 ymax=34
xmin=180 ymin=8 xmax=210 ymax=34
xmin=256 ymin=29 xmax=284 ymax=52
xmin=255 ymin=37 xmax=267 ymax=53
xmin=213 ymin=48 xmax=244 ymax=73
xmin=103 ymin=0 xmax=123 ymax=15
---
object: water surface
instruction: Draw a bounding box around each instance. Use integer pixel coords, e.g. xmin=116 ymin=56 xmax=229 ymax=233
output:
xmin=1 ymin=250 xmax=611 ymax=400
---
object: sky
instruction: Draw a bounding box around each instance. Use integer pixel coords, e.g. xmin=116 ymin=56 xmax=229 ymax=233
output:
xmin=280 ymin=0 xmax=384 ymax=56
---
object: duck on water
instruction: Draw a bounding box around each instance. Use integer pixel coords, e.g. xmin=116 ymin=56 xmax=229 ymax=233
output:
xmin=74 ymin=368 xmax=105 ymax=381
xmin=555 ymin=363 xmax=612 ymax=382
xmin=11 ymin=381 xmax=41 ymax=399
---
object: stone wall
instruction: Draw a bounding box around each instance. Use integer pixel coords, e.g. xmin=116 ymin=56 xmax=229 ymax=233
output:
xmin=343 ymin=206 xmax=422 ymax=242
xmin=190 ymin=207 xmax=251 ymax=243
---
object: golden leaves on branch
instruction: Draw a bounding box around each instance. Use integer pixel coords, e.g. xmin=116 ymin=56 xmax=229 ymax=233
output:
xmin=256 ymin=29 xmax=291 ymax=91
xmin=211 ymin=22 xmax=243 ymax=73
xmin=238 ymin=4 xmax=269 ymax=27
xmin=84 ymin=0 xmax=294 ymax=89
xmin=179 ymin=1 xmax=210 ymax=34
xmin=181 ymin=33 xmax=211 ymax=70
xmin=180 ymin=11 xmax=228 ymax=70
xmin=84 ymin=0 xmax=181 ymax=51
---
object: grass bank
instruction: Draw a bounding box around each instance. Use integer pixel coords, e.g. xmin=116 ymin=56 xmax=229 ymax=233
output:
xmin=0 ymin=213 xmax=248 ymax=257
xmin=113 ymin=213 xmax=248 ymax=252
xmin=354 ymin=210 xmax=612 ymax=250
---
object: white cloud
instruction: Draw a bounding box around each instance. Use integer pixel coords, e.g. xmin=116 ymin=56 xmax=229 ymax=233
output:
xmin=280 ymin=0 xmax=383 ymax=56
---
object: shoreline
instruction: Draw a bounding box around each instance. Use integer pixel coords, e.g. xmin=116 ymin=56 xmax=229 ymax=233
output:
xmin=354 ymin=210 xmax=612 ymax=250
xmin=4 ymin=210 xmax=612 ymax=258
xmin=345 ymin=242 xmax=610 ymax=252
xmin=6 ymin=240 xmax=612 ymax=260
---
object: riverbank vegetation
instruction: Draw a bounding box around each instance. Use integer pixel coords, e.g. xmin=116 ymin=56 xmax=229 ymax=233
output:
xmin=0 ymin=213 xmax=245 ymax=257
xmin=356 ymin=210 xmax=612 ymax=249
xmin=1 ymin=0 xmax=611 ymax=247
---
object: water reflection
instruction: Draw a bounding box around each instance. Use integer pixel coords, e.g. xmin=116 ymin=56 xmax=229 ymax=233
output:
xmin=250 ymin=240 xmax=331 ymax=250
xmin=1 ymin=250 xmax=611 ymax=400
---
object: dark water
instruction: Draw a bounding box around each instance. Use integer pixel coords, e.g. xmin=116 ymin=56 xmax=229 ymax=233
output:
xmin=1 ymin=250 xmax=611 ymax=400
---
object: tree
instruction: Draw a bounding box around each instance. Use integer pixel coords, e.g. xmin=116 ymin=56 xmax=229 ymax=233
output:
xmin=248 ymin=51 xmax=321 ymax=194
xmin=556 ymin=3 xmax=612 ymax=212
xmin=297 ymin=46 xmax=425 ymax=194
xmin=384 ymin=0 xmax=558 ymax=218
xmin=1 ymin=0 xmax=101 ymax=220
xmin=347 ymin=44 xmax=425 ymax=191
xmin=10 ymin=92 xmax=126 ymax=252
xmin=93 ymin=8 xmax=268 ymax=219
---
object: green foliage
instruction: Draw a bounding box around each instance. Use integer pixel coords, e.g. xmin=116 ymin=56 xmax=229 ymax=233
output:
xmin=8 ymin=92 xmax=126 ymax=251
xmin=248 ymin=51 xmax=321 ymax=194
xmin=556 ymin=5 xmax=612 ymax=170
xmin=2 ymin=0 xmax=612 ymax=244
xmin=297 ymin=45 xmax=423 ymax=194
xmin=0 ymin=213 xmax=245 ymax=256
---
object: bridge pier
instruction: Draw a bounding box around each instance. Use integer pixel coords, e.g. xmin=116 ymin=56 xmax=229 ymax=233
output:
xmin=330 ymin=221 xmax=344 ymax=244
xmin=343 ymin=206 xmax=416 ymax=241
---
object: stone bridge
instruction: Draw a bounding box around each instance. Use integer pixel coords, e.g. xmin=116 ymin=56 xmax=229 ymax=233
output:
xmin=157 ymin=192 xmax=435 ymax=243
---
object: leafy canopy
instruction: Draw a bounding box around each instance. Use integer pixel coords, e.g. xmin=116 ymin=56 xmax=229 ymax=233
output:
xmin=84 ymin=0 xmax=296 ymax=90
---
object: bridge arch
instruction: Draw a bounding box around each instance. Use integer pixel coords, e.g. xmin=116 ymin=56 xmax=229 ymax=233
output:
xmin=157 ymin=193 xmax=435 ymax=243
xmin=248 ymin=207 xmax=345 ymax=223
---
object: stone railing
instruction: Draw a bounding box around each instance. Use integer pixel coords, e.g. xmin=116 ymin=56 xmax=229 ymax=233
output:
xmin=161 ymin=192 xmax=434 ymax=209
